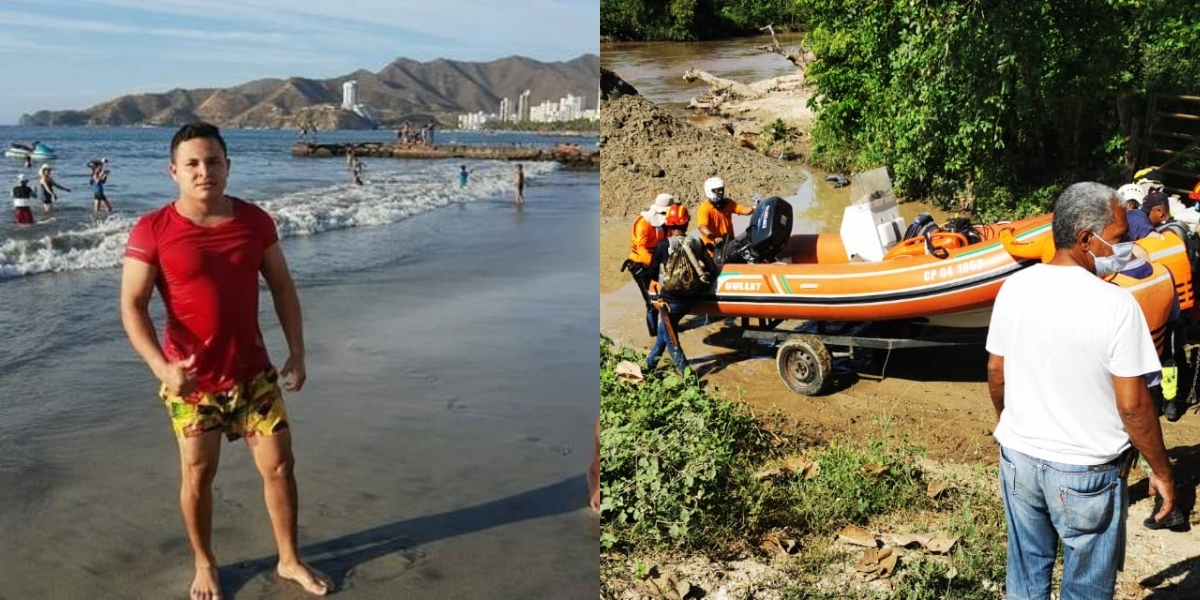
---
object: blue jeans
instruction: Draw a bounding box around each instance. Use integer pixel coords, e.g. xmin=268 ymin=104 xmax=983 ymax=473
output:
xmin=646 ymin=298 xmax=689 ymax=373
xmin=999 ymin=445 xmax=1127 ymax=600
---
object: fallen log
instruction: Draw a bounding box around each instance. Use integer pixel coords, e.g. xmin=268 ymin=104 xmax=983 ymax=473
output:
xmin=682 ymin=68 xmax=762 ymax=100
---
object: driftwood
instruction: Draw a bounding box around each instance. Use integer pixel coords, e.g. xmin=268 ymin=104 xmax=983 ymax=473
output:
xmin=682 ymin=68 xmax=763 ymax=100
xmin=755 ymin=25 xmax=815 ymax=70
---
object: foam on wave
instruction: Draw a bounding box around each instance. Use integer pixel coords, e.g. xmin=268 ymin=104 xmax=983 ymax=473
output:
xmin=0 ymin=161 xmax=557 ymax=280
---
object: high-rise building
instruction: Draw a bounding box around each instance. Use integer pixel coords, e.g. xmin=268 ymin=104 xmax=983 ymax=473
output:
xmin=500 ymin=97 xmax=511 ymax=123
xmin=517 ymin=90 xmax=531 ymax=122
xmin=342 ymin=81 xmax=358 ymax=110
xmin=560 ymin=94 xmax=582 ymax=121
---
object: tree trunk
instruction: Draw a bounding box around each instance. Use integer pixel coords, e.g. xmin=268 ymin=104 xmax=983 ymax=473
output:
xmin=682 ymin=69 xmax=762 ymax=100
xmin=755 ymin=25 xmax=815 ymax=70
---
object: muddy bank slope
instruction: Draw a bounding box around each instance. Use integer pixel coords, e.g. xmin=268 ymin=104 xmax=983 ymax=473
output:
xmin=600 ymin=68 xmax=807 ymax=220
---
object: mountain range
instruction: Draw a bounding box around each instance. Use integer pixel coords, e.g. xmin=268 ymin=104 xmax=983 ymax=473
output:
xmin=19 ymin=54 xmax=600 ymax=130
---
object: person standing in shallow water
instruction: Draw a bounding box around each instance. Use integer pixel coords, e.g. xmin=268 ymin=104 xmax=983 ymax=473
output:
xmin=120 ymin=122 xmax=332 ymax=599
xmin=38 ymin=164 xmax=70 ymax=216
xmin=90 ymin=159 xmax=113 ymax=214
xmin=515 ymin=163 xmax=526 ymax=204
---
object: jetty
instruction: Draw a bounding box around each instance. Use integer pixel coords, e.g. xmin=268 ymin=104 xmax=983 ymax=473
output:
xmin=291 ymin=141 xmax=599 ymax=170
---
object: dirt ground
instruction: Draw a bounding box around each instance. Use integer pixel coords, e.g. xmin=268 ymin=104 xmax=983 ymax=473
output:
xmin=600 ymin=68 xmax=811 ymax=221
xmin=600 ymin=68 xmax=1200 ymax=599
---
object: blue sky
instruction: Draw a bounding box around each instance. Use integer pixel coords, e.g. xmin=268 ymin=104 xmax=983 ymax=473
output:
xmin=0 ymin=0 xmax=599 ymax=124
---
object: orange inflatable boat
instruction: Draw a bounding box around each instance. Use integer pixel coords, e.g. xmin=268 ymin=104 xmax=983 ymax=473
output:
xmin=693 ymin=213 xmax=1188 ymax=333
xmin=664 ymin=169 xmax=1188 ymax=394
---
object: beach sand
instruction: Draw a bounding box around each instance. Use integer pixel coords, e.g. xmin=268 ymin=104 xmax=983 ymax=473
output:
xmin=0 ymin=176 xmax=599 ymax=598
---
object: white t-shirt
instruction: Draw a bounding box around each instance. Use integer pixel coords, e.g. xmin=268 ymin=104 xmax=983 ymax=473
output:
xmin=986 ymin=263 xmax=1160 ymax=464
xmin=12 ymin=189 xmax=31 ymax=208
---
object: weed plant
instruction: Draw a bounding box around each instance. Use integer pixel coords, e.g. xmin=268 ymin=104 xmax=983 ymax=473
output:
xmin=600 ymin=336 xmax=1009 ymax=598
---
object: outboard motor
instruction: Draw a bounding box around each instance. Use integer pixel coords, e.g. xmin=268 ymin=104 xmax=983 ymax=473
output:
xmin=721 ymin=196 xmax=793 ymax=264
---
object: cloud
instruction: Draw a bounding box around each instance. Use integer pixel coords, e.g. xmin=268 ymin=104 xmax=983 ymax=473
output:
xmin=0 ymin=9 xmax=284 ymax=43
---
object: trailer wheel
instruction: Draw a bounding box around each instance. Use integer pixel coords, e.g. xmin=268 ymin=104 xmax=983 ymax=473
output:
xmin=777 ymin=335 xmax=832 ymax=395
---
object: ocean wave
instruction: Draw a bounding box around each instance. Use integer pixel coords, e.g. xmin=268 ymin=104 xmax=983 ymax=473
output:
xmin=0 ymin=161 xmax=558 ymax=280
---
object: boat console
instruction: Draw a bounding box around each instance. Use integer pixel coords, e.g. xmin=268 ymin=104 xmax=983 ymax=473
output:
xmin=838 ymin=167 xmax=906 ymax=261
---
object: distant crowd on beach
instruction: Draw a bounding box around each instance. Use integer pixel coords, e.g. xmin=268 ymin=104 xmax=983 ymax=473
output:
xmin=396 ymin=120 xmax=437 ymax=146
xmin=10 ymin=155 xmax=112 ymax=224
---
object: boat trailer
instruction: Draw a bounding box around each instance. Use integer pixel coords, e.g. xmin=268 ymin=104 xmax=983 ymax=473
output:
xmin=708 ymin=316 xmax=989 ymax=396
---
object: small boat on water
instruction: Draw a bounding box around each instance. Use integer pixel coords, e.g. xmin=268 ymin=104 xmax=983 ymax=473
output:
xmin=5 ymin=142 xmax=56 ymax=160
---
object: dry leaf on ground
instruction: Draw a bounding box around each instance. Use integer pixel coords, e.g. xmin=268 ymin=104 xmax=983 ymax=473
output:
xmin=614 ymin=360 xmax=644 ymax=382
xmin=761 ymin=532 xmax=801 ymax=556
xmin=888 ymin=532 xmax=933 ymax=548
xmin=926 ymin=480 xmax=955 ymax=499
xmin=926 ymin=532 xmax=958 ymax=554
xmin=856 ymin=546 xmax=899 ymax=579
xmin=837 ymin=524 xmax=878 ymax=548
xmin=860 ymin=463 xmax=888 ymax=478
xmin=783 ymin=455 xmax=820 ymax=479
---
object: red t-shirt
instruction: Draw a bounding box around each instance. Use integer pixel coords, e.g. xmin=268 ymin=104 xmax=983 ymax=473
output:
xmin=125 ymin=197 xmax=279 ymax=392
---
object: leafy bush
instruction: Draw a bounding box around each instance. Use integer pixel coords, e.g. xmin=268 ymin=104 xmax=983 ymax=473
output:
xmin=600 ymin=337 xmax=940 ymax=551
xmin=797 ymin=0 xmax=1200 ymax=215
xmin=600 ymin=336 xmax=772 ymax=550
xmin=601 ymin=336 xmax=1011 ymax=596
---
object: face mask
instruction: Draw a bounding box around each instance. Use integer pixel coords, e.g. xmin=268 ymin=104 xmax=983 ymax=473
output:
xmin=1090 ymin=234 xmax=1134 ymax=276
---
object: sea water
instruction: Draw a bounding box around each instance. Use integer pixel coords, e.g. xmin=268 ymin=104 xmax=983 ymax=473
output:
xmin=0 ymin=125 xmax=591 ymax=385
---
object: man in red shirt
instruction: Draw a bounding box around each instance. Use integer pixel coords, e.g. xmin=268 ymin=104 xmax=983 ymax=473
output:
xmin=120 ymin=122 xmax=331 ymax=599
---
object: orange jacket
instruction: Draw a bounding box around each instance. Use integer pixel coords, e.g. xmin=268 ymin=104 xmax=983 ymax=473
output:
xmin=628 ymin=215 xmax=664 ymax=265
xmin=696 ymin=199 xmax=753 ymax=246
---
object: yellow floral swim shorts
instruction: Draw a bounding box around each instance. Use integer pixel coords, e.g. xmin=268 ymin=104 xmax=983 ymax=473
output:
xmin=161 ymin=367 xmax=290 ymax=440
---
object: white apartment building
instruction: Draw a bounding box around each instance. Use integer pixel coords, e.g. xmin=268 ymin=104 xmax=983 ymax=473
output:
xmin=461 ymin=89 xmax=599 ymax=128
xmin=499 ymin=97 xmax=511 ymax=123
xmin=342 ymin=81 xmax=358 ymax=110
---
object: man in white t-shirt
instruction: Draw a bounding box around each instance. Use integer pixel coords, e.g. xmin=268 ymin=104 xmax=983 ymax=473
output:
xmin=986 ymin=182 xmax=1176 ymax=600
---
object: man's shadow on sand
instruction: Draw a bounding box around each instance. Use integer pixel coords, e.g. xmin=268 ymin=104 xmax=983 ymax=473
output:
xmin=217 ymin=474 xmax=590 ymax=597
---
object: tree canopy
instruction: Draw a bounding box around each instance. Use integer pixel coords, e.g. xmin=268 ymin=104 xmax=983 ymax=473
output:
xmin=800 ymin=0 xmax=1200 ymax=215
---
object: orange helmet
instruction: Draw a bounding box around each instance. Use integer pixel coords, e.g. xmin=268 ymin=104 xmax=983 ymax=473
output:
xmin=664 ymin=204 xmax=690 ymax=227
xmin=1190 ymin=181 xmax=1200 ymax=201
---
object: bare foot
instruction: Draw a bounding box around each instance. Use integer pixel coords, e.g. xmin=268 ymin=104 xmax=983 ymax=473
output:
xmin=190 ymin=565 xmax=222 ymax=600
xmin=277 ymin=560 xmax=332 ymax=596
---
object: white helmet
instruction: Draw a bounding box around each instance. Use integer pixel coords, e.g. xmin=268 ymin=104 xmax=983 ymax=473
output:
xmin=1117 ymin=183 xmax=1145 ymax=204
xmin=704 ymin=177 xmax=726 ymax=201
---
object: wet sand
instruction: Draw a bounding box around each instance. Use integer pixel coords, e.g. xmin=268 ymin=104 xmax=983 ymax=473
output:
xmin=0 ymin=179 xmax=600 ymax=598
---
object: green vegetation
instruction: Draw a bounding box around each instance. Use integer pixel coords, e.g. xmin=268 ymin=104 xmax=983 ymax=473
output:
xmin=603 ymin=0 xmax=1200 ymax=217
xmin=600 ymin=336 xmax=1008 ymax=596
xmin=757 ymin=117 xmax=798 ymax=156
xmin=798 ymin=0 xmax=1200 ymax=212
xmin=600 ymin=0 xmax=805 ymax=41
xmin=481 ymin=118 xmax=599 ymax=133
xmin=600 ymin=336 xmax=771 ymax=550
